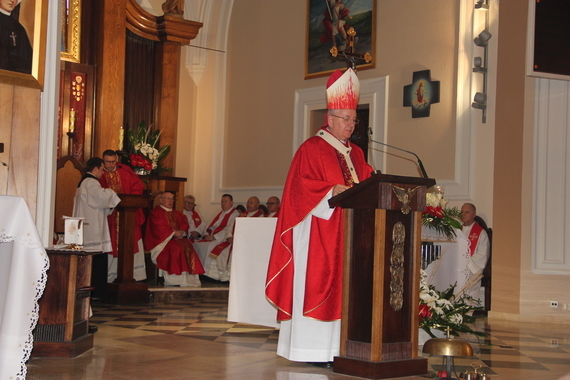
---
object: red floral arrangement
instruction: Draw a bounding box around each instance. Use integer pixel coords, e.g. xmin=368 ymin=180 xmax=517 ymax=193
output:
xmin=424 ymin=205 xmax=444 ymax=219
xmin=421 ymin=193 xmax=461 ymax=240
xmin=129 ymin=153 xmax=153 ymax=171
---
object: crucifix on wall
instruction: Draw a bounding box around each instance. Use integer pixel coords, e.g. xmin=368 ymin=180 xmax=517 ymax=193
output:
xmin=403 ymin=70 xmax=440 ymax=118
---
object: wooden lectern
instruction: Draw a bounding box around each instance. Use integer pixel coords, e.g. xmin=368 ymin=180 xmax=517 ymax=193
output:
xmin=329 ymin=172 xmax=435 ymax=379
xmin=106 ymin=194 xmax=150 ymax=304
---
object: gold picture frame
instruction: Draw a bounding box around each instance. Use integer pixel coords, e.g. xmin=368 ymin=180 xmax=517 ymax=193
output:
xmin=60 ymin=0 xmax=81 ymax=63
xmin=305 ymin=0 xmax=376 ymax=80
xmin=0 ymin=0 xmax=49 ymax=89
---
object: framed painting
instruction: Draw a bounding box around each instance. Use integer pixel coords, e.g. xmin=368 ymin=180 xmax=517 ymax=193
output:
xmin=60 ymin=0 xmax=81 ymax=63
xmin=0 ymin=0 xmax=48 ymax=89
xmin=305 ymin=0 xmax=375 ymax=80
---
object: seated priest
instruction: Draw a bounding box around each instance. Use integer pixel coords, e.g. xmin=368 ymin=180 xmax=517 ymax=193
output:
xmin=460 ymin=202 xmax=490 ymax=302
xmin=202 ymin=196 xmax=265 ymax=282
xmin=265 ymin=196 xmax=281 ymax=217
xmin=145 ymin=192 xmax=204 ymax=287
xmin=193 ymin=194 xmax=240 ymax=282
xmin=182 ymin=195 xmax=206 ymax=240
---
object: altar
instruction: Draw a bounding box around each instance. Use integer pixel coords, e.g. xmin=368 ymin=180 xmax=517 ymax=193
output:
xmin=421 ymin=226 xmax=472 ymax=295
xmin=227 ymin=217 xmax=279 ymax=328
xmin=0 ymin=196 xmax=49 ymax=379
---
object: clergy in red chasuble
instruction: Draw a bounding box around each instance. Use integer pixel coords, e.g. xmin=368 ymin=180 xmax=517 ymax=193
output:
xmin=99 ymin=150 xmax=147 ymax=282
xmin=265 ymin=68 xmax=373 ymax=364
xmin=145 ymin=192 xmax=205 ymax=287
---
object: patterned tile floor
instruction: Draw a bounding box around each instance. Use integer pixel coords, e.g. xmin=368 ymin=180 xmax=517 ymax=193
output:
xmin=26 ymin=291 xmax=570 ymax=380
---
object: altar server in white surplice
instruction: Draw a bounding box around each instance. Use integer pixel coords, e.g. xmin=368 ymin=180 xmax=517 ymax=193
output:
xmin=73 ymin=157 xmax=121 ymax=252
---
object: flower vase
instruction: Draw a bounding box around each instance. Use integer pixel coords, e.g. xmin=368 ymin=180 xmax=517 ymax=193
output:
xmin=418 ymin=328 xmax=446 ymax=346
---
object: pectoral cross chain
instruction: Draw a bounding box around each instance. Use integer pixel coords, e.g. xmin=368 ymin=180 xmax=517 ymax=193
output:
xmin=10 ymin=32 xmax=17 ymax=47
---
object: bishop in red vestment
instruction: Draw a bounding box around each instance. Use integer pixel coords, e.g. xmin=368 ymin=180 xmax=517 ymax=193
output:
xmin=265 ymin=68 xmax=374 ymax=363
xmin=145 ymin=192 xmax=205 ymax=287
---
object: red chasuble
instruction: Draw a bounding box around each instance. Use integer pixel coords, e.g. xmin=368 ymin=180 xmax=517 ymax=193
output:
xmin=144 ymin=207 xmax=205 ymax=275
xmin=99 ymin=164 xmax=146 ymax=257
xmin=265 ymin=132 xmax=373 ymax=321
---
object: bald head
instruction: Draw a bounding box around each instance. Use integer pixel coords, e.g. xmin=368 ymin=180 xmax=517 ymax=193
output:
xmin=461 ymin=203 xmax=477 ymax=226
xmin=246 ymin=196 xmax=260 ymax=213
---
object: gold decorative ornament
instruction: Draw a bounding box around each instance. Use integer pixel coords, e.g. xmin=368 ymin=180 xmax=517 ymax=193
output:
xmin=330 ymin=46 xmax=338 ymax=57
xmin=391 ymin=185 xmax=419 ymax=214
xmin=389 ymin=222 xmax=405 ymax=311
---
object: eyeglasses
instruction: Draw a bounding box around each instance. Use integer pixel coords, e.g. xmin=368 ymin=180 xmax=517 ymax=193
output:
xmin=184 ymin=202 xmax=195 ymax=205
xmin=330 ymin=115 xmax=360 ymax=124
xmin=266 ymin=202 xmax=278 ymax=205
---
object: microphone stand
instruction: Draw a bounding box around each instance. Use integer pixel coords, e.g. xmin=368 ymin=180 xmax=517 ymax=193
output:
xmin=368 ymin=138 xmax=429 ymax=179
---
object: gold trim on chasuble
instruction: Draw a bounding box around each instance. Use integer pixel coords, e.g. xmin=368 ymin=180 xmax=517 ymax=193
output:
xmin=317 ymin=130 xmax=360 ymax=185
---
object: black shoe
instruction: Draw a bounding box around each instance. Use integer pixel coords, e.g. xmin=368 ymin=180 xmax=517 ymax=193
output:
xmin=88 ymin=325 xmax=98 ymax=334
xmin=308 ymin=362 xmax=333 ymax=368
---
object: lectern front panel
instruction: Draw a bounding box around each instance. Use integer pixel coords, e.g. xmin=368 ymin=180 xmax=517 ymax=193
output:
xmin=346 ymin=208 xmax=376 ymax=342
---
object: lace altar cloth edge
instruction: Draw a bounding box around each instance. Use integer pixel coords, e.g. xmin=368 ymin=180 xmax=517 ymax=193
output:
xmin=0 ymin=195 xmax=49 ymax=380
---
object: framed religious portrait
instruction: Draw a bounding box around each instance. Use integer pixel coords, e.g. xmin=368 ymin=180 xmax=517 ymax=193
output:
xmin=0 ymin=0 xmax=48 ymax=89
xmin=305 ymin=0 xmax=376 ymax=80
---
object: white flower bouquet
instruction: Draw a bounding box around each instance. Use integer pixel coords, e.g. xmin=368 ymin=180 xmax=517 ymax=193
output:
xmin=127 ymin=121 xmax=170 ymax=175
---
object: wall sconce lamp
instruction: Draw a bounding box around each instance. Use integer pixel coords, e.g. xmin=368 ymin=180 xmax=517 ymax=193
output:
xmin=472 ymin=56 xmax=487 ymax=73
xmin=475 ymin=0 xmax=488 ymax=9
xmin=471 ymin=1 xmax=491 ymax=123
xmin=474 ymin=29 xmax=492 ymax=47
xmin=472 ymin=92 xmax=487 ymax=110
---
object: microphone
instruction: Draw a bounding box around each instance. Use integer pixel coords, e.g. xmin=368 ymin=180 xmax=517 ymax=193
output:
xmin=351 ymin=134 xmax=429 ymax=178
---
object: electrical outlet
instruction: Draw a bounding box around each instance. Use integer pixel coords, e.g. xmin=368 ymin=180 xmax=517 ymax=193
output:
xmin=551 ymin=339 xmax=559 ymax=347
xmin=550 ymin=300 xmax=559 ymax=308
xmin=564 ymin=303 xmax=570 ymax=311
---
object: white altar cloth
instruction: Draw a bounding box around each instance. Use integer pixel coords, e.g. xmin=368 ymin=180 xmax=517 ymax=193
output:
xmin=227 ymin=217 xmax=279 ymax=328
xmin=422 ymin=227 xmax=471 ymax=294
xmin=0 ymin=196 xmax=49 ymax=379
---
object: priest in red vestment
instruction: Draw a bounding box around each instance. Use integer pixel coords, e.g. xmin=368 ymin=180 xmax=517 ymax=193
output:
xmin=193 ymin=194 xmax=240 ymax=281
xmin=265 ymin=68 xmax=373 ymax=364
xmin=145 ymin=192 xmax=205 ymax=287
xmin=265 ymin=196 xmax=281 ymax=217
xmin=204 ymin=196 xmax=265 ymax=282
xmin=182 ymin=195 xmax=206 ymax=240
xmin=99 ymin=150 xmax=147 ymax=282
xmin=460 ymin=203 xmax=490 ymax=301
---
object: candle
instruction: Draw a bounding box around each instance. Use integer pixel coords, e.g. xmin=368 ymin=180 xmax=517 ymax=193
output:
xmin=119 ymin=127 xmax=124 ymax=150
xmin=69 ymin=108 xmax=76 ymax=133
